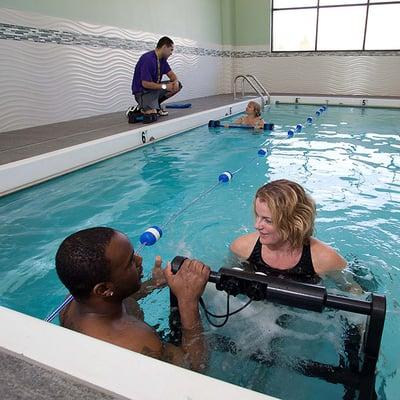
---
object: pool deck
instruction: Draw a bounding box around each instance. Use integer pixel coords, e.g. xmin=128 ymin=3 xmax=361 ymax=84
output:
xmin=2 ymin=92 xmax=399 ymax=167
xmin=0 ymin=348 xmax=126 ymax=400
xmin=0 ymin=94 xmax=257 ymax=166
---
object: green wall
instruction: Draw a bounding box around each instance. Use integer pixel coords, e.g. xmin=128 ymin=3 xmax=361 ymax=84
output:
xmin=221 ymin=0 xmax=235 ymax=46
xmin=1 ymin=0 xmax=271 ymax=46
xmin=233 ymin=0 xmax=270 ymax=46
xmin=221 ymin=0 xmax=270 ymax=46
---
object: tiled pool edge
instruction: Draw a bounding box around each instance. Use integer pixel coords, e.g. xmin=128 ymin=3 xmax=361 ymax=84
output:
xmin=1 ymin=95 xmax=399 ymax=197
xmin=272 ymin=95 xmax=400 ymax=109
xmin=0 ymin=306 xmax=275 ymax=400
xmin=0 ymin=98 xmax=253 ymax=197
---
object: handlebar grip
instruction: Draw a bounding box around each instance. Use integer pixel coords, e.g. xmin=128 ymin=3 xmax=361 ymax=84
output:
xmin=171 ymin=256 xmax=187 ymax=274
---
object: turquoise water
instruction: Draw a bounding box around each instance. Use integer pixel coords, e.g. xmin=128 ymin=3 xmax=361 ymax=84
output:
xmin=0 ymin=104 xmax=399 ymax=399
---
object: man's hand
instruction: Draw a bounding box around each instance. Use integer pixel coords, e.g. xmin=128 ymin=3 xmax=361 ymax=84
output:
xmin=166 ymin=81 xmax=180 ymax=93
xmin=165 ymin=259 xmax=210 ymax=304
xmin=172 ymin=81 xmax=180 ymax=92
xmin=152 ymin=256 xmax=167 ymax=288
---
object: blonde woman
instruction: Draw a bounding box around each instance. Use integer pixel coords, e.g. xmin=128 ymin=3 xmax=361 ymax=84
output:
xmin=232 ymin=101 xmax=265 ymax=130
xmin=230 ymin=179 xmax=347 ymax=283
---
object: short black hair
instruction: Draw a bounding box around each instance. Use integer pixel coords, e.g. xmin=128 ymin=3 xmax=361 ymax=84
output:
xmin=55 ymin=227 xmax=116 ymax=299
xmin=156 ymin=36 xmax=174 ymax=48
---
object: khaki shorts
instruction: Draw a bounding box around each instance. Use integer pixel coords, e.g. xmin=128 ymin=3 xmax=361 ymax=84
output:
xmin=134 ymin=84 xmax=168 ymax=111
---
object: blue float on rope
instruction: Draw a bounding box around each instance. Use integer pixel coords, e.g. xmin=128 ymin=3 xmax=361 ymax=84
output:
xmin=208 ymin=120 xmax=274 ymax=131
xmin=258 ymin=148 xmax=268 ymax=157
xmin=140 ymin=226 xmax=163 ymax=246
xmin=218 ymin=171 xmax=233 ymax=182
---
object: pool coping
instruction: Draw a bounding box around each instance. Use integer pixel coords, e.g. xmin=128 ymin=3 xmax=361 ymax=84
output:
xmin=0 ymin=98 xmax=253 ymax=197
xmin=0 ymin=306 xmax=274 ymax=400
xmin=1 ymin=94 xmax=399 ymax=197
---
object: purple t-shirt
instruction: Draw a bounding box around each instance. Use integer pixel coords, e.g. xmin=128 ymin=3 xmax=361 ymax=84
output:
xmin=131 ymin=50 xmax=171 ymax=94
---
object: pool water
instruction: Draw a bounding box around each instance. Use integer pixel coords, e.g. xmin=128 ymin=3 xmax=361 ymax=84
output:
xmin=0 ymin=104 xmax=399 ymax=399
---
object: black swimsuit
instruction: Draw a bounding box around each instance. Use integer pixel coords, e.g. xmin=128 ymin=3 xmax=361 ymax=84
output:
xmin=246 ymin=238 xmax=321 ymax=284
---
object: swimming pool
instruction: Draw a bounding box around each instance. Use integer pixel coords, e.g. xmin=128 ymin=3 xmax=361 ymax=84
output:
xmin=0 ymin=103 xmax=399 ymax=399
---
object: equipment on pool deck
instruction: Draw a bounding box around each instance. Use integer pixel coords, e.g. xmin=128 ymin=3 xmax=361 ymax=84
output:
xmin=165 ymin=103 xmax=192 ymax=109
xmin=126 ymin=106 xmax=142 ymax=123
xmin=208 ymin=120 xmax=274 ymax=131
xmin=127 ymin=107 xmax=158 ymax=124
xmin=170 ymin=256 xmax=386 ymax=400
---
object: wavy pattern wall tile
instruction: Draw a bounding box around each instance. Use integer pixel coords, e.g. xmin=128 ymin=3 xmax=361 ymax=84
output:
xmin=0 ymin=9 xmax=231 ymax=133
xmin=0 ymin=40 xmax=229 ymax=132
xmin=234 ymin=56 xmax=400 ymax=97
xmin=0 ymin=8 xmax=217 ymax=50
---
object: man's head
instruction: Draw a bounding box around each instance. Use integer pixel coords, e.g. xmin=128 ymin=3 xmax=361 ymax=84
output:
xmin=156 ymin=36 xmax=174 ymax=59
xmin=55 ymin=227 xmax=143 ymax=302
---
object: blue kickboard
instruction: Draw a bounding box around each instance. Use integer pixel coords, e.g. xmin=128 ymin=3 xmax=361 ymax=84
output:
xmin=165 ymin=103 xmax=192 ymax=109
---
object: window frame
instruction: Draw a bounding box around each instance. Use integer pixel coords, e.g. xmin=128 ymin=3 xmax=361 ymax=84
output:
xmin=271 ymin=0 xmax=400 ymax=52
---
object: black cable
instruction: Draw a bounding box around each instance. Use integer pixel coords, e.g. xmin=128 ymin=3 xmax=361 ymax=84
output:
xmin=199 ymin=294 xmax=253 ymax=328
xmin=201 ymin=293 xmax=230 ymax=327
xmin=200 ymin=296 xmax=253 ymax=318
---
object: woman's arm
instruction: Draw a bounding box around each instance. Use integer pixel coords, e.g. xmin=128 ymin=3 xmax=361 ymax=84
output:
xmin=130 ymin=256 xmax=167 ymax=301
xmin=311 ymin=238 xmax=363 ymax=294
xmin=233 ymin=116 xmax=245 ymax=124
xmin=230 ymin=232 xmax=259 ymax=259
xmin=254 ymin=118 xmax=265 ymax=130
xmin=310 ymin=238 xmax=347 ymax=274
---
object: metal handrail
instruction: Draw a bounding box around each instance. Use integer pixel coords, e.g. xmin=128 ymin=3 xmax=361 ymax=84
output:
xmin=233 ymin=74 xmax=270 ymax=111
xmin=247 ymin=75 xmax=270 ymax=105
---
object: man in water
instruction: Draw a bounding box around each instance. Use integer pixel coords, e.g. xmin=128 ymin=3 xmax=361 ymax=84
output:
xmin=56 ymin=227 xmax=209 ymax=371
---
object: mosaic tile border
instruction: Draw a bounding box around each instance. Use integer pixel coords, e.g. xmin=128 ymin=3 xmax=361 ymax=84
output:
xmin=1 ymin=22 xmax=400 ymax=58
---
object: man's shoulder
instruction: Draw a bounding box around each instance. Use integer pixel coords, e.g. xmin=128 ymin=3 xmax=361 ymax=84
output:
xmin=140 ymin=50 xmax=155 ymax=61
xmin=113 ymin=317 xmax=163 ymax=354
xmin=81 ymin=314 xmax=162 ymax=354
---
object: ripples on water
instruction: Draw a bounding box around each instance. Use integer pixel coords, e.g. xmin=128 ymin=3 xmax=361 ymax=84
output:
xmin=0 ymin=104 xmax=399 ymax=399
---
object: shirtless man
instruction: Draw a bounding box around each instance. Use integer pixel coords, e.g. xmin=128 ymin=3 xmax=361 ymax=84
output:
xmin=56 ymin=227 xmax=210 ymax=371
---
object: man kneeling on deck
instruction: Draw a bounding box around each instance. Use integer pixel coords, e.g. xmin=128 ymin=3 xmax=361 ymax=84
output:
xmin=56 ymin=227 xmax=209 ymax=371
xmin=129 ymin=36 xmax=182 ymax=124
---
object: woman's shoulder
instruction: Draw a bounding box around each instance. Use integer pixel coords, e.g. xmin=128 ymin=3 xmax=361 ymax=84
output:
xmin=309 ymin=237 xmax=347 ymax=275
xmin=230 ymin=232 xmax=259 ymax=259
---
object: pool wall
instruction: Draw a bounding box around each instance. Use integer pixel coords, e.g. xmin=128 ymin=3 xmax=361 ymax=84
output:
xmin=0 ymin=306 xmax=274 ymax=400
xmin=1 ymin=95 xmax=400 ymax=197
xmin=0 ymin=98 xmax=253 ymax=196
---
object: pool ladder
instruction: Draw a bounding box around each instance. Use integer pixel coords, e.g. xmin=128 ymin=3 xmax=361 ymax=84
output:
xmin=233 ymin=74 xmax=270 ymax=111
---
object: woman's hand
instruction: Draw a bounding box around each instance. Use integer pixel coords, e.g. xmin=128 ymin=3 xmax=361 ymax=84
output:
xmin=152 ymin=256 xmax=167 ymax=288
